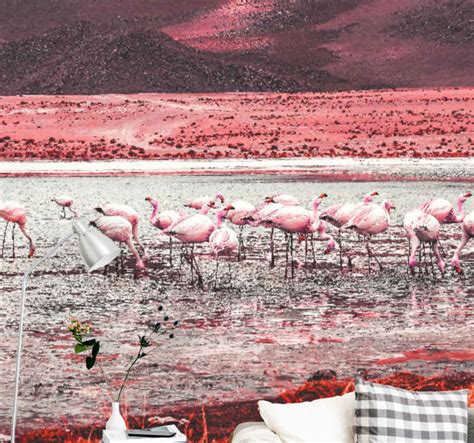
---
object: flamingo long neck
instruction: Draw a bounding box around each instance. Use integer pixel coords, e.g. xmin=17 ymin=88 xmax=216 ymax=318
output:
xmin=409 ymin=236 xmax=419 ymax=267
xmin=312 ymin=198 xmax=321 ymax=221
xmin=456 ymin=197 xmax=465 ymax=222
xmin=150 ymin=200 xmax=160 ymax=224
xmin=363 ymin=194 xmax=373 ymax=204
xmin=201 ymin=205 xmax=210 ymax=215
xmin=216 ymin=211 xmax=225 ymax=228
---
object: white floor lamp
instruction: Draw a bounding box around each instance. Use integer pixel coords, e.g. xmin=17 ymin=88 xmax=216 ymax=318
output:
xmin=11 ymin=219 xmax=121 ymax=442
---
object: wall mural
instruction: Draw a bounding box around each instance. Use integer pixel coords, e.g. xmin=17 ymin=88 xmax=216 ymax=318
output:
xmin=0 ymin=1 xmax=473 ymax=441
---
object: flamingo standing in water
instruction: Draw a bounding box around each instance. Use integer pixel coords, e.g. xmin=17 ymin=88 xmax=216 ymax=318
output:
xmin=223 ymin=199 xmax=255 ymax=260
xmin=163 ymin=202 xmax=216 ymax=285
xmin=245 ymin=195 xmax=300 ymax=266
xmin=209 ymin=209 xmax=238 ymax=284
xmin=244 ymin=201 xmax=284 ymax=266
xmin=52 ymin=196 xmax=78 ymax=219
xmin=344 ymin=200 xmax=395 ymax=272
xmin=145 ymin=197 xmax=182 ymax=264
xmin=90 ymin=216 xmax=145 ymax=273
xmin=320 ymin=191 xmax=379 ymax=269
xmin=0 ymin=201 xmax=35 ymax=259
xmin=419 ymin=192 xmax=472 ymax=223
xmin=95 ymin=203 xmax=147 ymax=262
xmin=262 ymin=194 xmax=336 ymax=278
xmin=451 ymin=211 xmax=474 ymax=273
xmin=403 ymin=209 xmax=445 ymax=274
xmin=184 ymin=193 xmax=224 ymax=210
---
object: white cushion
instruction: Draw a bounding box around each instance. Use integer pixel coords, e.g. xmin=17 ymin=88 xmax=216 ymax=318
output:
xmin=258 ymin=392 xmax=355 ymax=443
xmin=231 ymin=422 xmax=282 ymax=443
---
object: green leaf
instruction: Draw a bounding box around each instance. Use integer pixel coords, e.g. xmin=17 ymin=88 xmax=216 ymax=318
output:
xmin=74 ymin=344 xmax=87 ymax=353
xmin=82 ymin=339 xmax=96 ymax=347
xmin=140 ymin=336 xmax=151 ymax=347
xmin=86 ymin=356 xmax=96 ymax=370
xmin=139 ymin=352 xmax=147 ymax=359
xmin=92 ymin=341 xmax=100 ymax=358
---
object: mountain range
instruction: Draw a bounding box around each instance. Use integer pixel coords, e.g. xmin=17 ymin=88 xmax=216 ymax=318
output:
xmin=0 ymin=0 xmax=472 ymax=94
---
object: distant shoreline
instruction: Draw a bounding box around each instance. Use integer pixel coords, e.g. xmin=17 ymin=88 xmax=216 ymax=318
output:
xmin=1 ymin=157 xmax=473 ymax=181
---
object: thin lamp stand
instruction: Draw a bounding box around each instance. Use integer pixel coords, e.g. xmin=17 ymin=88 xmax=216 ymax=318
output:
xmin=10 ymin=220 xmax=120 ymax=442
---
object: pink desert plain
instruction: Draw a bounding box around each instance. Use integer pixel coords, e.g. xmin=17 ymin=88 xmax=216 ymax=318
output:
xmin=0 ymin=88 xmax=472 ymax=162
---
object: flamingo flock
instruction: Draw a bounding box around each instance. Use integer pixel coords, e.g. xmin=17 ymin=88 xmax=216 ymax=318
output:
xmin=1 ymin=191 xmax=473 ymax=284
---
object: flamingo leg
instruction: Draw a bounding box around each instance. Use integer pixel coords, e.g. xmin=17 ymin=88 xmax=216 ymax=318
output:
xmin=214 ymin=253 xmax=220 ymax=287
xmin=270 ymin=228 xmax=275 ymax=267
xmin=309 ymin=233 xmax=316 ymax=265
xmin=366 ymin=239 xmax=371 ymax=273
xmin=290 ymin=234 xmax=295 ymax=278
xmin=192 ymin=247 xmax=203 ymax=288
xmin=366 ymin=238 xmax=382 ymax=271
xmin=132 ymin=223 xmax=147 ymax=261
xmin=125 ymin=238 xmax=144 ymax=272
xmin=428 ymin=243 xmax=435 ymax=273
xmin=118 ymin=243 xmax=123 ymax=276
xmin=189 ymin=244 xmax=194 ymax=283
xmin=1 ymin=221 xmax=9 ymax=259
xmin=304 ymin=235 xmax=308 ymax=265
xmin=438 ymin=239 xmax=447 ymax=258
xmin=69 ymin=206 xmax=79 ymax=219
xmin=432 ymin=241 xmax=445 ymax=275
xmin=179 ymin=243 xmax=186 ymax=268
xmin=408 ymin=235 xmax=420 ymax=276
xmin=18 ymin=221 xmax=35 ymax=258
xmin=237 ymin=226 xmax=245 ymax=261
xmin=338 ymin=230 xmax=343 ymax=271
xmin=62 ymin=207 xmax=66 ymax=219
xmin=169 ymin=237 xmax=173 ymax=266
xmin=406 ymin=238 xmax=411 ymax=273
xmin=451 ymin=229 xmax=470 ymax=273
xmin=11 ymin=223 xmax=15 ymax=259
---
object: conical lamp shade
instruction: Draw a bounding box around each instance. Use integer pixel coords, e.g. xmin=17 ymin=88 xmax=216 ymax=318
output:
xmin=72 ymin=220 xmax=121 ymax=272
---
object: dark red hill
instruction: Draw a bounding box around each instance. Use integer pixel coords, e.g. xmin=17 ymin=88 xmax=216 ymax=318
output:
xmin=0 ymin=0 xmax=472 ymax=94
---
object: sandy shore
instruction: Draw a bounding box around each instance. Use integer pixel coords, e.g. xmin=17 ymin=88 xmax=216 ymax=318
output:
xmin=1 ymin=89 xmax=473 ymax=161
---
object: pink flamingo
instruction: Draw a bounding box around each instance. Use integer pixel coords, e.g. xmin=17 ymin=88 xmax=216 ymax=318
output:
xmin=344 ymin=200 xmax=395 ymax=272
xmin=243 ymin=201 xmax=285 ymax=266
xmin=266 ymin=194 xmax=300 ymax=206
xmin=90 ymin=215 xmax=145 ymax=273
xmin=451 ymin=211 xmax=474 ymax=273
xmin=0 ymin=201 xmax=35 ymax=259
xmin=95 ymin=203 xmax=147 ymax=261
xmin=244 ymin=195 xmax=302 ymax=266
xmin=209 ymin=209 xmax=238 ymax=284
xmin=262 ymin=194 xmax=336 ymax=278
xmin=163 ymin=203 xmax=216 ymax=286
xmin=145 ymin=197 xmax=182 ymax=265
xmin=223 ymin=199 xmax=255 ymax=260
xmin=403 ymin=209 xmax=445 ymax=274
xmin=320 ymin=191 xmax=379 ymax=269
xmin=52 ymin=195 xmax=78 ymax=219
xmin=184 ymin=193 xmax=224 ymax=210
xmin=419 ymin=192 xmax=472 ymax=223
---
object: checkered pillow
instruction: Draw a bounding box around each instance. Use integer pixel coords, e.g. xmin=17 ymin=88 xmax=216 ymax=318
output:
xmin=355 ymin=378 xmax=469 ymax=442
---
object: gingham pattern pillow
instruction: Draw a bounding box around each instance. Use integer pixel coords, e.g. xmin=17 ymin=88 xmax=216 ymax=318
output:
xmin=355 ymin=378 xmax=468 ymax=443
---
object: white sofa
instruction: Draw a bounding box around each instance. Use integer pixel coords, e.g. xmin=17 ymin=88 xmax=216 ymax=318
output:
xmin=231 ymin=409 xmax=474 ymax=443
xmin=231 ymin=422 xmax=281 ymax=443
